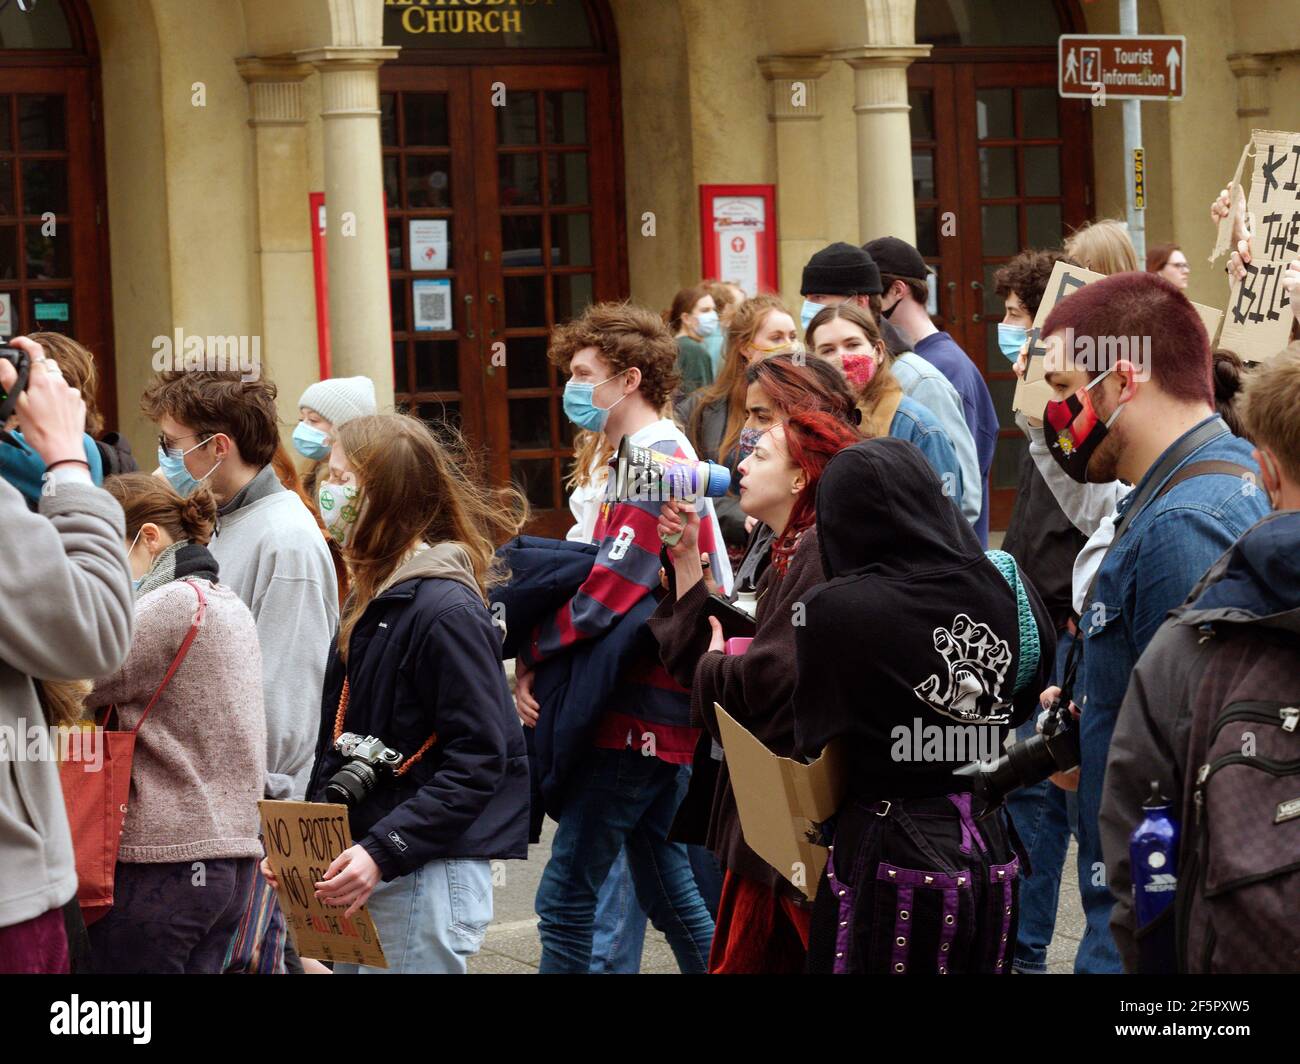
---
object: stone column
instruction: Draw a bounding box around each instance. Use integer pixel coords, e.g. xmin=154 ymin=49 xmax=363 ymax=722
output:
xmin=1226 ymin=53 xmax=1273 ymax=119
xmin=832 ymin=44 xmax=930 ymax=247
xmin=236 ymin=57 xmax=318 ymax=425
xmin=758 ymin=55 xmax=833 ymax=306
xmin=295 ymin=45 xmax=399 ymax=409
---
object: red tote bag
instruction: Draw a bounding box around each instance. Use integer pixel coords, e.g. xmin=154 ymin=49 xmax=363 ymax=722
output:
xmin=58 ymin=580 xmax=207 ymax=925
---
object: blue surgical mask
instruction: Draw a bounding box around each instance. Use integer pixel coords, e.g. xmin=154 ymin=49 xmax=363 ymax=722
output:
xmin=293 ymin=421 xmax=331 ymax=461
xmin=800 ymin=299 xmax=827 ymax=333
xmin=562 ymin=372 xmax=627 ymax=433
xmin=157 ymin=435 xmax=221 ymax=498
xmin=738 ymin=426 xmax=765 ymax=459
xmin=694 ymin=310 xmax=719 ymax=338
xmin=997 ymin=323 xmax=1029 ymax=362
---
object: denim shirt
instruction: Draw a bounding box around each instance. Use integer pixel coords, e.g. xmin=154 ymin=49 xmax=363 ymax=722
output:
xmin=891 ymin=352 xmax=982 ymax=532
xmin=1077 ymin=417 xmax=1270 ymax=734
xmin=890 ymin=395 xmax=964 ymax=507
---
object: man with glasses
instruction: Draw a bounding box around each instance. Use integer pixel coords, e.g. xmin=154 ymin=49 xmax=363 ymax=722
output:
xmin=142 ymin=370 xmax=338 ymax=974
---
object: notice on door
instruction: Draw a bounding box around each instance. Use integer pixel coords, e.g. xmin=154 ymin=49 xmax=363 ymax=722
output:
xmin=0 ymin=293 xmax=11 ymax=337
xmin=410 ymin=219 xmax=448 ymax=271
xmin=700 ymin=186 xmax=778 ymax=296
xmin=413 ymin=278 xmax=453 ymax=332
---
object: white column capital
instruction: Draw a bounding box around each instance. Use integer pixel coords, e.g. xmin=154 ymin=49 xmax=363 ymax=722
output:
xmin=758 ymin=55 xmax=835 ymax=121
xmin=296 ymin=46 xmax=400 ymax=119
xmin=1226 ymin=52 xmax=1274 ymax=118
xmin=236 ymin=57 xmax=315 ymax=127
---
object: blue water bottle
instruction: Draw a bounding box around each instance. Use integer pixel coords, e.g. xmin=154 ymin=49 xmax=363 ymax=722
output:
xmin=1131 ymin=780 xmax=1179 ymax=930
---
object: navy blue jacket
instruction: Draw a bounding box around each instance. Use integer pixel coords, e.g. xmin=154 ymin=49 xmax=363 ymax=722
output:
xmin=307 ymin=572 xmax=530 ymax=879
xmin=493 ymin=536 xmax=657 ymax=837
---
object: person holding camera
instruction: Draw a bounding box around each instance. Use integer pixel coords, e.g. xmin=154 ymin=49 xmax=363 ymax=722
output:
xmin=651 ymin=410 xmax=861 ymax=973
xmin=293 ymin=414 xmax=529 ymax=974
xmin=84 ymin=475 xmax=266 ymax=973
xmin=791 ymin=437 xmax=1054 ymax=973
xmin=0 ymin=336 xmax=134 ymax=974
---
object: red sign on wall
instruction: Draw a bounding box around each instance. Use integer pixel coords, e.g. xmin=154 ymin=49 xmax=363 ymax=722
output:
xmin=700 ymin=185 xmax=778 ymax=296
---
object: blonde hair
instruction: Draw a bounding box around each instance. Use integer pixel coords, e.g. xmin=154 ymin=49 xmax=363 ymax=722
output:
xmin=1240 ymin=347 xmax=1300 ymax=483
xmin=334 ymin=414 xmax=527 ymax=661
xmin=687 ymin=294 xmax=791 ymax=460
xmin=1064 ymin=219 xmax=1139 ymax=276
xmin=566 ymin=430 xmax=613 ymax=492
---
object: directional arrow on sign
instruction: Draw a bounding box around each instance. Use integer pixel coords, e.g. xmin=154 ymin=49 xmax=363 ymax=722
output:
xmin=1166 ymin=46 xmax=1180 ymax=95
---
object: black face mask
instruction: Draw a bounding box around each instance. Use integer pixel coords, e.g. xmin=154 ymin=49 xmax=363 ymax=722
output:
xmin=881 ymin=294 xmax=901 ymax=320
xmin=1043 ymin=370 xmax=1122 ymax=484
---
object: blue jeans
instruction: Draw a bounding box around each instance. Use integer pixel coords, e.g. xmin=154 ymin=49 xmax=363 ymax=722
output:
xmin=1005 ymin=631 xmax=1078 ymax=973
xmin=1076 ymin=707 xmax=1124 ymax=974
xmin=536 ymin=746 xmax=715 ymax=974
xmin=333 ymin=858 xmax=493 ymax=975
xmin=589 ymin=848 xmax=647 ymax=973
xmin=689 ymin=845 xmax=723 ymax=920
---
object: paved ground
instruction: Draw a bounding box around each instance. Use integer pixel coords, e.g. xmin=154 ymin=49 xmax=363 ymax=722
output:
xmin=470 ymin=819 xmax=1085 ymax=974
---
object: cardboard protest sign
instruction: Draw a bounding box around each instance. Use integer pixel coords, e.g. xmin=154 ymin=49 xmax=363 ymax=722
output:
xmin=713 ymin=704 xmax=844 ymax=901
xmin=1012 ymin=261 xmax=1104 ymax=415
xmin=1219 ymin=129 xmax=1300 ymax=363
xmin=258 ymin=800 xmax=387 ymax=968
xmin=1012 ymin=262 xmax=1226 ymax=414
xmin=1209 ymin=141 xmax=1251 ymax=263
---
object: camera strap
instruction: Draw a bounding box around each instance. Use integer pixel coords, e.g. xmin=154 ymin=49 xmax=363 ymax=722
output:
xmin=1060 ymin=416 xmax=1247 ymax=706
xmin=333 ymin=678 xmax=438 ymax=777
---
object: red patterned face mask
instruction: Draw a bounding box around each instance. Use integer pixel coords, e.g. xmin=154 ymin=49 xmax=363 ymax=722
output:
xmin=1043 ymin=367 xmax=1122 ymax=484
xmin=839 ymin=353 xmax=878 ymax=391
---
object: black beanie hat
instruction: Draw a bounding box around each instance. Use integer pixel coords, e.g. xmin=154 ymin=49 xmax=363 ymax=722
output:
xmin=800 ymin=242 xmax=882 ymax=297
xmin=863 ymin=236 xmax=930 ymax=283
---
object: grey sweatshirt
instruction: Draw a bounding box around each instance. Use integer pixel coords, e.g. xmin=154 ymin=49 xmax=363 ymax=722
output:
xmin=209 ymin=467 xmax=338 ymax=800
xmin=0 ymin=478 xmax=133 ymax=929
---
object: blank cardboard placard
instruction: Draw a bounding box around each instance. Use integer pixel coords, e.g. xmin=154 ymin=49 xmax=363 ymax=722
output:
xmin=1209 ymin=141 xmax=1251 ymax=263
xmin=259 ymin=800 xmax=388 ymax=968
xmin=1219 ymin=130 xmax=1300 ymax=363
xmin=713 ymin=703 xmax=844 ymax=901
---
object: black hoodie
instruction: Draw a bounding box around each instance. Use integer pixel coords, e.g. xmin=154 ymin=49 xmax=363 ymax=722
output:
xmin=793 ymin=437 xmax=1055 ymax=800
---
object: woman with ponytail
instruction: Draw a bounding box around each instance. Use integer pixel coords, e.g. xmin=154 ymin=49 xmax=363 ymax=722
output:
xmin=84 ymin=474 xmax=267 ymax=974
xmin=650 ymin=410 xmax=861 ymax=972
xmin=289 ymin=414 xmax=530 ymax=974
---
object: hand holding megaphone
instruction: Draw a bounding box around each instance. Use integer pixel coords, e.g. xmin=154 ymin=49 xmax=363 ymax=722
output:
xmin=658 ymin=499 xmax=700 ymax=556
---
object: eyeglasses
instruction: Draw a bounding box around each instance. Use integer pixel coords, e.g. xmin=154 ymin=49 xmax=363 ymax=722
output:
xmin=158 ymin=432 xmax=215 ymax=458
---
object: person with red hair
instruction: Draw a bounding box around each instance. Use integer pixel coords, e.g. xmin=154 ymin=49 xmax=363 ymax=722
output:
xmin=650 ymin=410 xmax=862 ymax=972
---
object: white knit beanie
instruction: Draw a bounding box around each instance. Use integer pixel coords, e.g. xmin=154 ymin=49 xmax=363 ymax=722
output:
xmin=297 ymin=376 xmax=377 ymax=429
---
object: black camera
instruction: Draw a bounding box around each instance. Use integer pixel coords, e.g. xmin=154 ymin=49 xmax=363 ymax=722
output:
xmin=323 ymin=732 xmax=404 ymax=807
xmin=0 ymin=345 xmax=30 ymax=449
xmin=953 ymin=698 xmax=1080 ymax=812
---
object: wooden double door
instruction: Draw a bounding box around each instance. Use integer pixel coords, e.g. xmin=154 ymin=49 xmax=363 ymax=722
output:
xmin=909 ymin=60 xmax=1092 ymax=529
xmin=382 ymin=63 xmax=624 ymax=537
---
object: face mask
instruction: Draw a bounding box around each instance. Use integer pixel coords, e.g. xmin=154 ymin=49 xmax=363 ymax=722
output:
xmin=562 ymin=372 xmax=627 ymax=433
xmin=693 ymin=310 xmax=719 ymax=338
xmin=128 ymin=527 xmax=145 ymax=590
xmin=800 ymin=299 xmax=827 ymax=333
xmin=318 ymin=482 xmax=361 ymax=547
xmin=750 ymin=339 xmax=804 ymax=361
xmin=293 ymin=421 xmax=331 ymax=461
xmin=880 ymin=293 xmax=901 ymax=320
xmin=738 ymin=425 xmax=765 ymax=459
xmin=157 ymin=435 xmax=221 ymax=498
xmin=997 ymin=324 xmax=1029 ymax=362
xmin=1043 ymin=369 xmax=1124 ymax=484
xmin=839 ymin=352 xmax=879 ymax=391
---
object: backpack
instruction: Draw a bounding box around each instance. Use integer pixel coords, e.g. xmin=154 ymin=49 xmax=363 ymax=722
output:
xmin=1174 ymin=624 xmax=1300 ymax=973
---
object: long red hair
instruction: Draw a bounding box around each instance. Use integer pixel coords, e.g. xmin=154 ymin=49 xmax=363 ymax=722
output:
xmin=769 ymin=409 xmax=863 ymax=575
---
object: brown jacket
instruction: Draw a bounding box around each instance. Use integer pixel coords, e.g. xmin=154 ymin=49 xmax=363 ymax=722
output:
xmin=650 ymin=528 xmax=825 ymax=901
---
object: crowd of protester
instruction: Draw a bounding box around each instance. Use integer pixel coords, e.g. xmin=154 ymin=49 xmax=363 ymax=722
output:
xmin=0 ymin=181 xmax=1297 ymax=975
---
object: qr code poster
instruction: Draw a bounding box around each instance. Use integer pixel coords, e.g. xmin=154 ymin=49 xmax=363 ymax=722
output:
xmin=413 ymin=278 xmax=453 ymax=332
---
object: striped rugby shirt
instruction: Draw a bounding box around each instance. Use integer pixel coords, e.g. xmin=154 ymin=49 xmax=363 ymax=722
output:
xmin=519 ymin=418 xmax=734 ymax=764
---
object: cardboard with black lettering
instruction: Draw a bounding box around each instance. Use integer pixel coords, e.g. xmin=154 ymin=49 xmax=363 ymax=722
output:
xmin=258 ymin=800 xmax=388 ymax=968
xmin=713 ymin=703 xmax=844 ymax=902
xmin=1219 ymin=129 xmax=1300 ymax=363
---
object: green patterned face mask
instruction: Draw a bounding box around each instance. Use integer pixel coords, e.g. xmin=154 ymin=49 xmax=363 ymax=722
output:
xmin=318 ymin=481 xmax=361 ymax=547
